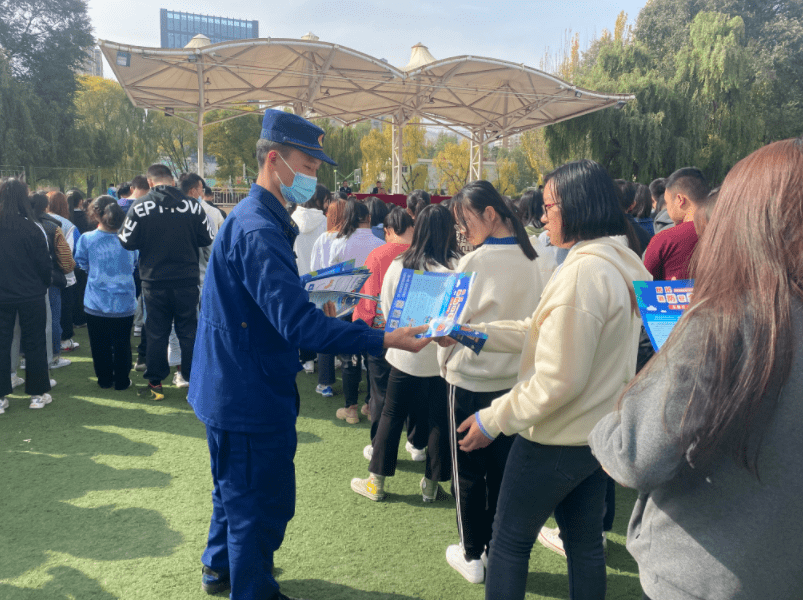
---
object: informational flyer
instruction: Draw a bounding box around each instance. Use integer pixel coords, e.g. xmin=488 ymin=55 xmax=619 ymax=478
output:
xmin=384 ymin=269 xmax=488 ymax=354
xmin=301 ymin=261 xmax=374 ymax=318
xmin=633 ymin=279 xmax=694 ymax=351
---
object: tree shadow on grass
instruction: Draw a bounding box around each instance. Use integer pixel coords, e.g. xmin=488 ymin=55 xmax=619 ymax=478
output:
xmin=281 ymin=579 xmax=425 ymax=600
xmin=0 ymin=565 xmax=118 ymax=600
xmin=0 ymin=422 xmax=182 ymax=581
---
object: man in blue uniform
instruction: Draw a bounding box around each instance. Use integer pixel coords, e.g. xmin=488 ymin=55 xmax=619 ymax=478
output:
xmin=188 ymin=109 xmax=428 ymax=600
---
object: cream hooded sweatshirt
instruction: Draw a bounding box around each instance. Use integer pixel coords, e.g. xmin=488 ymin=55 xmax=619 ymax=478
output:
xmin=437 ymin=237 xmax=557 ymax=392
xmin=476 ymin=237 xmax=652 ymax=446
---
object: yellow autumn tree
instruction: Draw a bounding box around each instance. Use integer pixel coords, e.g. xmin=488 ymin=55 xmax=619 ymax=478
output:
xmin=520 ymin=129 xmax=554 ymax=186
xmin=433 ymin=140 xmax=470 ymax=195
xmin=494 ymin=155 xmax=520 ymax=195
xmin=359 ymin=118 xmax=429 ymax=192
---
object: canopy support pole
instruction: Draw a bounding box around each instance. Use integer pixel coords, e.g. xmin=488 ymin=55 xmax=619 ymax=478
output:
xmin=196 ymin=62 xmax=205 ymax=178
xmin=391 ymin=114 xmax=404 ymax=194
xmin=469 ymin=130 xmax=485 ymax=181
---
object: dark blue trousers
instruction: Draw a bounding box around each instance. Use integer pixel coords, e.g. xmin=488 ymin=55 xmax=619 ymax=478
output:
xmin=201 ymin=424 xmax=297 ymax=600
xmin=485 ymin=437 xmax=607 ymax=600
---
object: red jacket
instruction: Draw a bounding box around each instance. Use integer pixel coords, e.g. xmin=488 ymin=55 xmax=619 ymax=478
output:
xmin=353 ymin=243 xmax=409 ymax=328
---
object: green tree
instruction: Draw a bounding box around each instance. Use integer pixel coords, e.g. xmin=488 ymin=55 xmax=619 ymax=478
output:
xmin=314 ymin=120 xmax=371 ymax=191
xmin=204 ymin=110 xmax=262 ymax=182
xmin=0 ymin=53 xmax=40 ymax=170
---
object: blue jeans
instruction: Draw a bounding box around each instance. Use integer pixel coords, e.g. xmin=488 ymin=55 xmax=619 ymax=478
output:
xmin=201 ymin=424 xmax=297 ymax=600
xmin=485 ymin=437 xmax=607 ymax=600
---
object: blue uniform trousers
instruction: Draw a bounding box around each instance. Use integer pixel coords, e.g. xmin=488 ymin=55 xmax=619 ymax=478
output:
xmin=202 ymin=424 xmax=297 ymax=599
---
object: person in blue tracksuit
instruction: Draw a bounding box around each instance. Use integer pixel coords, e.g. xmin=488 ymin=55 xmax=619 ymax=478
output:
xmin=188 ymin=109 xmax=428 ymax=600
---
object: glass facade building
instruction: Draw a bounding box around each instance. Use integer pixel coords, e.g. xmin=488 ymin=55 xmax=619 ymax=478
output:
xmin=160 ymin=9 xmax=259 ymax=48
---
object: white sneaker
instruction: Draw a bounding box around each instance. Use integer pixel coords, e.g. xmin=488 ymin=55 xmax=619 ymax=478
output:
xmin=60 ymin=339 xmax=80 ymax=351
xmin=19 ymin=358 xmax=26 ymax=370
xmin=363 ymin=444 xmax=373 ymax=460
xmin=302 ymin=360 xmax=315 ymax=374
xmin=133 ymin=326 xmax=142 ymax=337
xmin=11 ymin=373 xmax=24 ymax=388
xmin=537 ymin=526 xmax=566 ymax=558
xmin=446 ymin=544 xmax=485 ymax=584
xmin=481 ymin=550 xmax=488 ymax=568
xmin=49 ymin=379 xmax=57 ymax=388
xmin=29 ymin=393 xmax=52 ymax=409
xmin=0 ymin=397 xmax=9 ymax=414
xmin=334 ymin=357 xmax=343 ymax=369
xmin=49 ymin=357 xmax=71 ymax=369
xmin=172 ymin=371 xmax=189 ymax=389
xmin=405 ymin=440 xmax=426 ymax=462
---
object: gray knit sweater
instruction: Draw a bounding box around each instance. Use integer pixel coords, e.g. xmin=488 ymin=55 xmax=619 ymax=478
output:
xmin=589 ymin=300 xmax=803 ymax=600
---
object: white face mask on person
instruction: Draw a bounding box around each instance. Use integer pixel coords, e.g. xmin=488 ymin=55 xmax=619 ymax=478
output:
xmin=278 ymin=154 xmax=317 ymax=204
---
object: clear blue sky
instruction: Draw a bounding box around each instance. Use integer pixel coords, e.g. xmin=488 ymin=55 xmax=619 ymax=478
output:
xmin=89 ymin=0 xmax=650 ymax=76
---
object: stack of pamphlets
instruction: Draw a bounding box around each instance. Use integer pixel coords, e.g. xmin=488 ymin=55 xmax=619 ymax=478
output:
xmin=633 ymin=279 xmax=694 ymax=351
xmin=301 ymin=260 xmax=376 ymax=318
xmin=385 ymin=269 xmax=488 ymax=354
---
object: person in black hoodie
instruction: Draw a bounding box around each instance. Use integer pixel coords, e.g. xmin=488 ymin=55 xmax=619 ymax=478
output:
xmin=66 ymin=188 xmax=91 ymax=329
xmin=118 ymin=164 xmax=214 ymax=396
xmin=0 ymin=179 xmax=53 ymax=411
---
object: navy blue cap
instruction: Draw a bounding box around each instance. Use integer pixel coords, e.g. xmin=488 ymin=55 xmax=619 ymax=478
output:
xmin=260 ymin=109 xmax=337 ymax=166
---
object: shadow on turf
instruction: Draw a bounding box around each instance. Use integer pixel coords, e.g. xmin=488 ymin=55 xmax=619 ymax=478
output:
xmin=281 ymin=579 xmax=425 ymax=600
xmin=524 ymin=570 xmax=642 ymax=598
xmin=0 ymin=402 xmax=185 ymax=582
xmin=0 ymin=566 xmax=117 ymax=599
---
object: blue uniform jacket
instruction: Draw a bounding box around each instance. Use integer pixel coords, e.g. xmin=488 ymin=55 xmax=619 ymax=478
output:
xmin=189 ymin=184 xmax=385 ymax=433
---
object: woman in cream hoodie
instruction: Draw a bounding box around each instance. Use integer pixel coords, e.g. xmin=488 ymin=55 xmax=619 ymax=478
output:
xmin=449 ymin=160 xmax=651 ymax=600
xmin=351 ymin=204 xmax=461 ymax=502
xmin=438 ymin=181 xmax=557 ymax=584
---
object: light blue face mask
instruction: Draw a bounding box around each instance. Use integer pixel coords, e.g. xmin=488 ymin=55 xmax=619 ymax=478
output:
xmin=279 ymin=154 xmax=317 ymax=204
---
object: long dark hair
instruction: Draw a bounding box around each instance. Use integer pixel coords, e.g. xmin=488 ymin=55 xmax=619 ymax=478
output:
xmin=518 ymin=188 xmax=545 ymax=226
xmin=453 ymin=180 xmax=537 ymax=260
xmin=406 ymin=189 xmax=431 ymax=220
xmin=90 ymin=195 xmax=126 ymax=230
xmin=303 ymin=183 xmax=330 ymax=210
xmin=364 ymin=196 xmax=390 ymax=227
xmin=627 ymin=137 xmax=803 ymax=475
xmin=545 ymin=160 xmax=639 ymax=252
xmin=401 ymin=204 xmax=461 ymax=270
xmin=337 ymin=199 xmax=369 ymax=238
xmin=0 ymin=178 xmax=34 ymax=228
xmin=65 ymin=188 xmax=85 ymax=213
xmin=383 ymin=206 xmax=413 ymax=236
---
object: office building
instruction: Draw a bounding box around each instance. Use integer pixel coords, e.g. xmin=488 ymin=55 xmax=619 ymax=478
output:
xmin=78 ymin=47 xmax=103 ymax=77
xmin=160 ymin=9 xmax=259 ymax=48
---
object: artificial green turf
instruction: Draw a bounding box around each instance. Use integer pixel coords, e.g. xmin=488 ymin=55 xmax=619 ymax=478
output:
xmin=0 ymin=328 xmax=642 ymax=599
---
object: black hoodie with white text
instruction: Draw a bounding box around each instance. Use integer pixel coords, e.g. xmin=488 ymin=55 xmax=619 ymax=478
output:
xmin=118 ymin=185 xmax=214 ymax=288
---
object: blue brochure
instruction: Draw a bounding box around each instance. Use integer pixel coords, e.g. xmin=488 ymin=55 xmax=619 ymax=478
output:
xmin=301 ymin=260 xmax=373 ymax=318
xmin=633 ymin=280 xmax=694 ymax=351
xmin=384 ymin=269 xmax=488 ymax=354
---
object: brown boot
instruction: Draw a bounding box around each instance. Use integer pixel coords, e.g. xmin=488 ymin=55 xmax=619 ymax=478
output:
xmin=336 ymin=405 xmax=359 ymax=424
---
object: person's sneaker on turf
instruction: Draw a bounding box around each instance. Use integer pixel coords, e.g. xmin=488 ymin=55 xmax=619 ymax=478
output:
xmin=19 ymin=358 xmax=26 ymax=370
xmin=60 ymin=339 xmax=79 ymax=352
xmin=200 ymin=565 xmax=230 ymax=594
xmin=363 ymin=444 xmax=373 ymax=460
xmin=148 ymin=382 xmax=164 ymax=400
xmin=29 ymin=393 xmax=52 ymax=409
xmin=315 ymin=384 xmax=333 ymax=397
xmin=49 ymin=356 xmax=71 ymax=369
xmin=351 ymin=473 xmax=386 ymax=501
xmin=537 ymin=526 xmax=566 ymax=557
xmin=49 ymin=379 xmax=57 ymax=388
xmin=336 ymin=405 xmax=359 ymax=424
xmin=302 ymin=360 xmax=314 ymax=373
xmin=11 ymin=373 xmax=24 ymax=388
xmin=334 ymin=357 xmax=342 ymax=369
xmin=133 ymin=325 xmax=142 ymax=337
xmin=116 ymin=378 xmax=133 ymax=391
xmin=446 ymin=543 xmax=485 ymax=584
xmin=421 ymin=476 xmax=443 ymax=503
xmin=361 ymin=403 xmax=371 ymax=419
xmin=405 ymin=440 xmax=426 ymax=462
xmin=134 ymin=357 xmax=146 ymax=371
xmin=172 ymin=370 xmax=189 ymax=388
xmin=0 ymin=397 xmax=9 ymax=414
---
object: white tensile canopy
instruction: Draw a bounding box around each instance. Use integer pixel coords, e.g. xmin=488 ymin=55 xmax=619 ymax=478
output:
xmin=99 ymin=35 xmax=633 ymax=187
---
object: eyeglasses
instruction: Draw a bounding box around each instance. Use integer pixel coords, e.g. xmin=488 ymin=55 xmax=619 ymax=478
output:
xmin=543 ymin=201 xmax=560 ymax=212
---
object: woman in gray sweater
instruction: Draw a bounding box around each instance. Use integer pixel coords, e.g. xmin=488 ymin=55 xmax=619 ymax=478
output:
xmin=589 ymin=137 xmax=803 ymax=600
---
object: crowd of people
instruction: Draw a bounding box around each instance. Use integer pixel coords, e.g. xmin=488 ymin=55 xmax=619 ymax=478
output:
xmin=1 ymin=105 xmax=801 ymax=600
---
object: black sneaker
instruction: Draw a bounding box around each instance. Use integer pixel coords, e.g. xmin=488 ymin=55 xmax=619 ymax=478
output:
xmin=201 ymin=565 xmax=230 ymax=594
xmin=148 ymin=382 xmax=164 ymax=400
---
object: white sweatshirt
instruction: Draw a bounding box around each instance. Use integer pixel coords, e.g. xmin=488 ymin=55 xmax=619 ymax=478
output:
xmin=329 ymin=228 xmax=385 ymax=268
xmin=475 ymin=237 xmax=652 ymax=446
xmin=382 ymin=256 xmax=457 ymax=377
xmin=438 ymin=237 xmax=557 ymax=392
xmin=309 ymin=230 xmax=338 ymax=272
xmin=292 ymin=206 xmax=327 ymax=275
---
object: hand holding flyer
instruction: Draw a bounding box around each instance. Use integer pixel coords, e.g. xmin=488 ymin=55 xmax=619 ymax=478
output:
xmin=384 ymin=269 xmax=488 ymax=354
